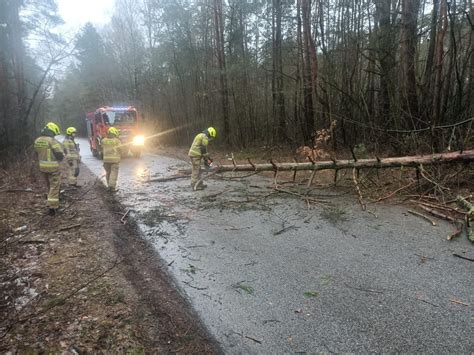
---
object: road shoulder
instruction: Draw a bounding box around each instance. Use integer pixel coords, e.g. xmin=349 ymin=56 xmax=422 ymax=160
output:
xmin=0 ymin=160 xmax=219 ymax=353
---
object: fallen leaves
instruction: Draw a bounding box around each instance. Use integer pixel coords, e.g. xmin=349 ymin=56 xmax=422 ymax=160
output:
xmin=303 ymin=291 xmax=319 ymax=298
xmin=232 ymin=282 xmax=254 ymax=295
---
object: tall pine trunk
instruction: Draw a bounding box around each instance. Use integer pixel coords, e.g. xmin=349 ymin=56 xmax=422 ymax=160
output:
xmin=213 ymin=0 xmax=230 ymax=142
xmin=301 ymin=0 xmax=314 ymax=142
xmin=431 ymin=0 xmax=448 ymax=151
xmin=272 ymin=0 xmax=286 ymax=142
xmin=400 ymin=0 xmax=420 ymax=126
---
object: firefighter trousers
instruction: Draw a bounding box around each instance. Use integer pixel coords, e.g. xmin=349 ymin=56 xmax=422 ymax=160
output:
xmin=103 ymin=163 xmax=119 ymax=190
xmin=42 ymin=171 xmax=60 ymax=209
xmin=190 ymin=157 xmax=202 ymax=187
xmin=67 ymin=160 xmax=79 ymax=185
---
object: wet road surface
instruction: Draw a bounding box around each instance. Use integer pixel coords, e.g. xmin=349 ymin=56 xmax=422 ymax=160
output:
xmin=77 ymin=138 xmax=473 ymax=353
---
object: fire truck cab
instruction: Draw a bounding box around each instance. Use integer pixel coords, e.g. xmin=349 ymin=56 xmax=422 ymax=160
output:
xmin=86 ymin=106 xmax=144 ymax=159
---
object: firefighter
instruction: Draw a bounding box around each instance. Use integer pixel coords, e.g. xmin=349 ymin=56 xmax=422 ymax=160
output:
xmin=34 ymin=122 xmax=64 ymax=216
xmin=102 ymin=127 xmax=121 ymax=192
xmin=188 ymin=127 xmax=217 ymax=190
xmin=63 ymin=127 xmax=81 ymax=187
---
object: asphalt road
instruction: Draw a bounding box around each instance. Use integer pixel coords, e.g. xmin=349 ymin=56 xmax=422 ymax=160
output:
xmin=76 ymin=138 xmax=473 ymax=354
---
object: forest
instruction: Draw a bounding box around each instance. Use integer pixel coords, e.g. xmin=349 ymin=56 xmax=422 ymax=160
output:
xmin=0 ymin=0 xmax=473 ymax=153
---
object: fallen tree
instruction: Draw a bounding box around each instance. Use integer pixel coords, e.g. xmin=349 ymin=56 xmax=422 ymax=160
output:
xmin=214 ymin=150 xmax=474 ymax=173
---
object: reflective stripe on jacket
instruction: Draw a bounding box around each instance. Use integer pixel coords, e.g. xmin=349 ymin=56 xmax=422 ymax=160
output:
xmin=102 ymin=137 xmax=121 ymax=163
xmin=188 ymin=133 xmax=209 ymax=158
xmin=63 ymin=136 xmax=80 ymax=160
xmin=34 ymin=136 xmax=62 ymax=173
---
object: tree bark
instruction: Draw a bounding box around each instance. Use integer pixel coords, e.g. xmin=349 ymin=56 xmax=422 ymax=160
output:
xmin=301 ymin=0 xmax=314 ymax=142
xmin=422 ymin=0 xmax=440 ymax=122
xmin=374 ymin=0 xmax=395 ymax=121
xmin=272 ymin=0 xmax=286 ymax=142
xmin=214 ymin=150 xmax=474 ymax=172
xmin=213 ymin=0 xmax=230 ymax=142
xmin=470 ymin=0 xmax=474 ymax=119
xmin=431 ymin=0 xmax=448 ymax=151
xmin=400 ymin=0 xmax=420 ymax=124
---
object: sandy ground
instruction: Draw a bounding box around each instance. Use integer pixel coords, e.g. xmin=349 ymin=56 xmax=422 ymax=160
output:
xmin=76 ymin=138 xmax=474 ymax=353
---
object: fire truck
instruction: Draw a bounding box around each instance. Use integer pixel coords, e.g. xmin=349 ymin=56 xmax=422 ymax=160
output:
xmin=85 ymin=106 xmax=144 ymax=159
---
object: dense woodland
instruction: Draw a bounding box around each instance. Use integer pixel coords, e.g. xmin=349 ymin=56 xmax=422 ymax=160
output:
xmin=0 ymin=0 xmax=473 ymax=154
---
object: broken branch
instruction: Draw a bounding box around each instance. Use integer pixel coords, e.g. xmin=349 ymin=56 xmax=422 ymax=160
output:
xmin=407 ymin=209 xmax=437 ymax=226
xmin=418 ymin=205 xmax=456 ymax=222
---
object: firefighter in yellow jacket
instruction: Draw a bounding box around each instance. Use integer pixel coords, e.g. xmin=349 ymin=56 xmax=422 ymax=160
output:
xmin=102 ymin=127 xmax=121 ymax=192
xmin=34 ymin=122 xmax=64 ymax=215
xmin=188 ymin=127 xmax=217 ymax=190
xmin=63 ymin=127 xmax=81 ymax=187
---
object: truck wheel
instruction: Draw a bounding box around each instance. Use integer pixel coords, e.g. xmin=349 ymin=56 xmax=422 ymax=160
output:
xmin=92 ymin=148 xmax=98 ymax=157
xmin=98 ymin=147 xmax=104 ymax=160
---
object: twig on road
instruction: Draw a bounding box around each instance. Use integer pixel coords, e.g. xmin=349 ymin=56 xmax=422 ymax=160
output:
xmin=407 ymin=210 xmax=437 ymax=226
xmin=273 ymin=225 xmax=299 ymax=236
xmin=231 ymin=330 xmax=262 ymax=344
xmin=182 ymin=281 xmax=208 ymax=290
xmin=204 ymin=188 xmax=233 ymax=199
xmin=344 ymin=283 xmax=385 ymax=294
xmin=120 ymin=209 xmax=131 ymax=224
xmin=450 ymin=298 xmax=470 ymax=306
xmin=418 ymin=205 xmax=456 ymax=222
xmin=416 ymin=298 xmax=439 ymax=308
xmin=372 ymin=181 xmax=416 ymax=203
xmin=452 ymin=254 xmax=474 ymax=262
xmin=274 ymin=187 xmax=327 ymax=204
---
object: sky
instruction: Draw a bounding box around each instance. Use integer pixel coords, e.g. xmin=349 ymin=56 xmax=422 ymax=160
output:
xmin=57 ymin=0 xmax=114 ymax=34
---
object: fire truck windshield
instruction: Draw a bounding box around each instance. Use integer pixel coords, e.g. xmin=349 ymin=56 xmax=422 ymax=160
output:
xmin=107 ymin=111 xmax=136 ymax=125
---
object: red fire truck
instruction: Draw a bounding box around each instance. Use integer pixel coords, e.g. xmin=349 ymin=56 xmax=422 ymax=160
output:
xmin=85 ymin=106 xmax=144 ymax=159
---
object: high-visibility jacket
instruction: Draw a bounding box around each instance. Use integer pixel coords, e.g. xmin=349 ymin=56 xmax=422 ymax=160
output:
xmin=34 ymin=136 xmax=63 ymax=173
xmin=102 ymin=137 xmax=121 ymax=163
xmin=63 ymin=136 xmax=80 ymax=161
xmin=188 ymin=132 xmax=209 ymax=158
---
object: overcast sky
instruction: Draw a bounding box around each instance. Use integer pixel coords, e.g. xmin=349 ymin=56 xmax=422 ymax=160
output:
xmin=57 ymin=0 xmax=114 ymax=34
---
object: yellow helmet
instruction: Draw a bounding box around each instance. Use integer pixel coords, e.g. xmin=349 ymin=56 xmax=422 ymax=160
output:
xmin=108 ymin=127 xmax=120 ymax=137
xmin=46 ymin=122 xmax=60 ymax=136
xmin=207 ymin=127 xmax=217 ymax=138
xmin=66 ymin=127 xmax=77 ymax=135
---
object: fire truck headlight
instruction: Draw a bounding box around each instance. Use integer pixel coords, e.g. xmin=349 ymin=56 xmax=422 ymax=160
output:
xmin=133 ymin=135 xmax=145 ymax=146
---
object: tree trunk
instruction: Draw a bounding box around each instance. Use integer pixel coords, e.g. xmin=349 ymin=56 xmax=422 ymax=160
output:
xmin=301 ymin=0 xmax=314 ymax=142
xmin=423 ymin=0 xmax=440 ymax=99
xmin=10 ymin=0 xmax=27 ymax=149
xmin=470 ymin=0 xmax=474 ymax=120
xmin=213 ymin=0 xmax=230 ymax=142
xmin=272 ymin=0 xmax=286 ymax=142
xmin=431 ymin=0 xmax=448 ymax=151
xmin=374 ymin=0 xmax=395 ymax=122
xmin=214 ymin=150 xmax=474 ymax=172
xmin=400 ymin=0 xmax=420 ymax=125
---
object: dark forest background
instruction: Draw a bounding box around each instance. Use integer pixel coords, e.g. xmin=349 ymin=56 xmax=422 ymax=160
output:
xmin=1 ymin=0 xmax=473 ymax=155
